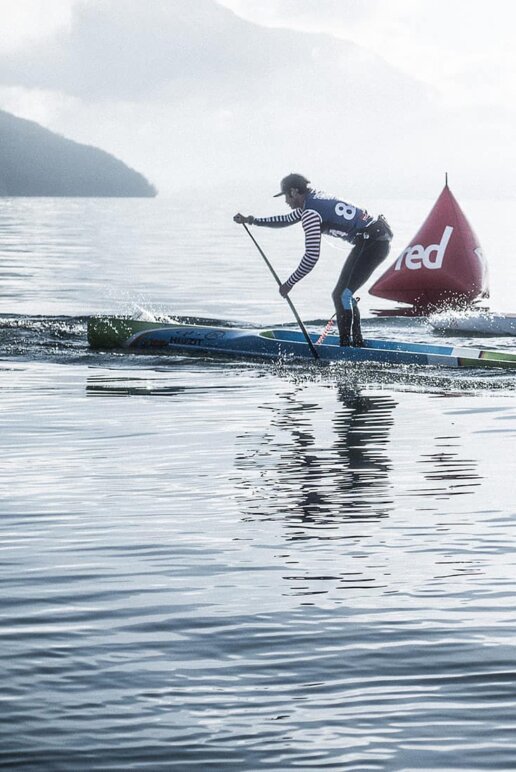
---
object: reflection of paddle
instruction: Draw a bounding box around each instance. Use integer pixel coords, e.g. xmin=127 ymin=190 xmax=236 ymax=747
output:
xmin=241 ymin=223 xmax=319 ymax=360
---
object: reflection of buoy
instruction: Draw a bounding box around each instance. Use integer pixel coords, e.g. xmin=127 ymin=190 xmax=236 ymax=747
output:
xmin=369 ymin=178 xmax=489 ymax=312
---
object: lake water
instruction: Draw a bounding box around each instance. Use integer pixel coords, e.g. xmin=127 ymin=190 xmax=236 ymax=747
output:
xmin=1 ymin=196 xmax=516 ymax=770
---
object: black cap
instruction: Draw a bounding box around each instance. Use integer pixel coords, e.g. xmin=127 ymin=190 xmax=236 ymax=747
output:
xmin=273 ymin=173 xmax=311 ymax=197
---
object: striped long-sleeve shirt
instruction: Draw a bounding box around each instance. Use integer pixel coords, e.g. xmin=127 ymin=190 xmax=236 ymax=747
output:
xmin=254 ymin=208 xmax=322 ymax=290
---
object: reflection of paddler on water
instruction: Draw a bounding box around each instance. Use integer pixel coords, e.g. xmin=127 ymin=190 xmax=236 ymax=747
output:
xmin=234 ymin=173 xmax=393 ymax=347
xmin=332 ymin=387 xmax=395 ymax=511
xmin=234 ymin=385 xmax=484 ymax=539
xmin=234 ymin=386 xmax=397 ymax=527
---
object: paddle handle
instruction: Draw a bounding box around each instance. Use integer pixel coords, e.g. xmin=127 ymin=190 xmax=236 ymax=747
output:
xmin=242 ymin=224 xmax=319 ymax=360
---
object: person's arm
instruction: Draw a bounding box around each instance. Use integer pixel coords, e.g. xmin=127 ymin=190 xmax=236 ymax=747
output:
xmin=233 ymin=210 xmax=303 ymax=228
xmin=282 ymin=209 xmax=322 ymax=293
xmin=253 ymin=209 xmax=302 ymax=228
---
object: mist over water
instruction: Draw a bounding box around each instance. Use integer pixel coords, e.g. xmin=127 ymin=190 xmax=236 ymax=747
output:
xmin=1 ymin=197 xmax=516 ymax=770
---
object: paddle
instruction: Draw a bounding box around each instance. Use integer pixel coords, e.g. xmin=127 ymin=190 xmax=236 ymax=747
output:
xmin=241 ymin=223 xmax=319 ymax=360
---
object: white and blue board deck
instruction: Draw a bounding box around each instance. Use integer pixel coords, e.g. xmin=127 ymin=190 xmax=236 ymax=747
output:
xmin=87 ymin=316 xmax=516 ymax=370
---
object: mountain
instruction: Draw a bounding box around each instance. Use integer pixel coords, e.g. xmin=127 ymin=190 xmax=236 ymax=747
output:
xmin=0 ymin=1 xmax=436 ymax=198
xmin=1 ymin=1 xmax=504 ymax=197
xmin=0 ymin=109 xmax=157 ymax=197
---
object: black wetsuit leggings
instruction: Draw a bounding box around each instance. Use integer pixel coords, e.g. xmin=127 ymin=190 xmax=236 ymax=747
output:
xmin=331 ymin=236 xmax=391 ymax=316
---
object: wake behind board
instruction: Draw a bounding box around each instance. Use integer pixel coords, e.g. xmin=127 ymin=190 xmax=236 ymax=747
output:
xmin=88 ymin=316 xmax=516 ymax=370
xmin=430 ymin=310 xmax=516 ymax=337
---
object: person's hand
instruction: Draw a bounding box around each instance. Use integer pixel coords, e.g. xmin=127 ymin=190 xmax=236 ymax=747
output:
xmin=233 ymin=213 xmax=254 ymax=225
xmin=279 ymin=282 xmax=290 ymax=298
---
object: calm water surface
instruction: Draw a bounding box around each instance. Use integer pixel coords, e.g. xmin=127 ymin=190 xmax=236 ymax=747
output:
xmin=1 ymin=197 xmax=516 ymax=770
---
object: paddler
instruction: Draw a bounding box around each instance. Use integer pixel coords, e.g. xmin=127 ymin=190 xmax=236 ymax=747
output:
xmin=234 ymin=173 xmax=392 ymax=346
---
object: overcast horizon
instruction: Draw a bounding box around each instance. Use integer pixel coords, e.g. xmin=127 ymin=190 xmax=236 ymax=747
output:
xmin=1 ymin=0 xmax=515 ymax=200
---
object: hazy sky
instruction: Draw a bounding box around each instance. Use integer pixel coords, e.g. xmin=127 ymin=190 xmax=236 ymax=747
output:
xmin=0 ymin=0 xmax=515 ymax=198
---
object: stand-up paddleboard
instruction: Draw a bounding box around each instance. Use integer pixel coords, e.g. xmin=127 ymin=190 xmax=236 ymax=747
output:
xmin=430 ymin=310 xmax=516 ymax=336
xmin=369 ymin=178 xmax=489 ymax=313
xmin=87 ymin=316 xmax=516 ymax=370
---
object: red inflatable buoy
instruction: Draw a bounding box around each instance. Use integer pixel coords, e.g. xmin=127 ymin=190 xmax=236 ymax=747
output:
xmin=369 ymin=182 xmax=489 ymax=312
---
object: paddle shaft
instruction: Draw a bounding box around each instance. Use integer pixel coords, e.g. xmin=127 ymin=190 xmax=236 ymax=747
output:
xmin=242 ymin=223 xmax=319 ymax=360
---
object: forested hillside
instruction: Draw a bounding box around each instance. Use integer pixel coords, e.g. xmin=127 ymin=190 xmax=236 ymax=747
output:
xmin=0 ymin=110 xmax=156 ymax=197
